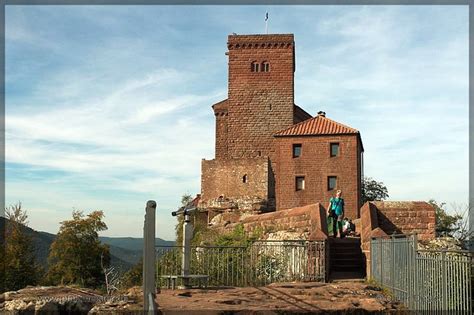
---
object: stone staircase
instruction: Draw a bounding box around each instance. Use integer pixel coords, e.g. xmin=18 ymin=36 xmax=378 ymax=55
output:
xmin=329 ymin=237 xmax=365 ymax=281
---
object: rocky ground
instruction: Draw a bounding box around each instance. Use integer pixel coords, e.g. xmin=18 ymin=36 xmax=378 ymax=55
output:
xmin=1 ymin=282 xmax=406 ymax=314
xmin=1 ymin=286 xmax=141 ymax=314
xmin=418 ymin=236 xmax=465 ymax=251
xmin=156 ymin=282 xmax=406 ymax=314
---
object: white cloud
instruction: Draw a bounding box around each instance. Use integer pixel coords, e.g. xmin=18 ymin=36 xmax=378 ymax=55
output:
xmin=5 ymin=6 xmax=469 ymax=239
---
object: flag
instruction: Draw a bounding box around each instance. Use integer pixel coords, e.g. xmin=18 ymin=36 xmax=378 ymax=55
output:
xmin=265 ymin=12 xmax=269 ymax=21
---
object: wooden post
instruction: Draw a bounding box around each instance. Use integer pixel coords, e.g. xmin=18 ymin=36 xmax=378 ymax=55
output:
xmin=143 ymin=200 xmax=157 ymax=313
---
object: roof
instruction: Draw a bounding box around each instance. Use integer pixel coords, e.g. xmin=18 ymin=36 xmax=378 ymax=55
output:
xmin=274 ymin=114 xmax=359 ymax=137
xmin=293 ymin=104 xmax=312 ymax=123
xmin=212 ymin=99 xmax=228 ymax=114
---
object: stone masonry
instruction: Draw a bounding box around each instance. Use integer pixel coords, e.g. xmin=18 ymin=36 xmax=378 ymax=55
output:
xmin=200 ymin=33 xmax=362 ymax=219
xmin=275 ymin=133 xmax=363 ymax=220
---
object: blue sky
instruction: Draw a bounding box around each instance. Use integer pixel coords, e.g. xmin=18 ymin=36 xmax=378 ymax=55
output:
xmin=6 ymin=5 xmax=468 ymax=241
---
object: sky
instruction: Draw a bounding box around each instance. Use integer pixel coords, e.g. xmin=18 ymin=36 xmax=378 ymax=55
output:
xmin=5 ymin=5 xmax=469 ymax=241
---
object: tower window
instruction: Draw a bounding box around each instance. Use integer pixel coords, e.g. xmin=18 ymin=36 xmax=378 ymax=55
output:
xmin=328 ymin=176 xmax=337 ymax=191
xmin=261 ymin=61 xmax=270 ymax=72
xmin=251 ymin=61 xmax=259 ymax=72
xmin=293 ymin=144 xmax=302 ymax=158
xmin=330 ymin=143 xmax=339 ymax=157
xmin=243 ymin=174 xmax=248 ymax=183
xmin=295 ymin=176 xmax=305 ymax=191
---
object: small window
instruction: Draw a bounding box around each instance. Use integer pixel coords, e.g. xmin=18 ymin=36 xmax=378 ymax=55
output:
xmin=330 ymin=143 xmax=339 ymax=157
xmin=293 ymin=144 xmax=302 ymax=158
xmin=251 ymin=61 xmax=259 ymax=72
xmin=328 ymin=176 xmax=337 ymax=191
xmin=295 ymin=176 xmax=305 ymax=191
xmin=243 ymin=174 xmax=248 ymax=183
xmin=261 ymin=61 xmax=270 ymax=72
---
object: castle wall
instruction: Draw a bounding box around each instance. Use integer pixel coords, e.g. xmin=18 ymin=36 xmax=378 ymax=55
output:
xmin=213 ymin=100 xmax=228 ymax=160
xmin=369 ymin=201 xmax=436 ymax=240
xmin=201 ymin=157 xmax=269 ymax=205
xmin=275 ymin=134 xmax=362 ymax=220
xmin=240 ymin=203 xmax=328 ymax=240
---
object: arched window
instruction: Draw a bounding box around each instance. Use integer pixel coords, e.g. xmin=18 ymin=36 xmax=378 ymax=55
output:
xmin=251 ymin=61 xmax=259 ymax=72
xmin=242 ymin=174 xmax=248 ymax=183
xmin=261 ymin=61 xmax=270 ymax=72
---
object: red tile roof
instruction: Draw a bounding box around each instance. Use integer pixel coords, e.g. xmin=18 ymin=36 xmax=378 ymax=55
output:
xmin=274 ymin=114 xmax=359 ymax=137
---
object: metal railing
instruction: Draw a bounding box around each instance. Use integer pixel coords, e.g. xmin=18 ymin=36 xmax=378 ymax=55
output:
xmin=370 ymin=234 xmax=472 ymax=313
xmin=156 ymin=240 xmax=326 ymax=287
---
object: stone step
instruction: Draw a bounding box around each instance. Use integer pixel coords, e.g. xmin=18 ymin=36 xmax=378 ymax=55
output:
xmin=330 ymin=251 xmax=363 ymax=257
xmin=331 ymin=256 xmax=364 ymax=262
xmin=330 ymin=243 xmax=361 ymax=249
xmin=331 ymin=265 xmax=364 ymax=272
xmin=331 ymin=261 xmax=364 ymax=268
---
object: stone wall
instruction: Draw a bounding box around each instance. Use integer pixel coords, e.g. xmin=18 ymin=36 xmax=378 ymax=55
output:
xmin=275 ymin=134 xmax=362 ymax=219
xmin=370 ymin=201 xmax=436 ymax=240
xmin=213 ymin=99 xmax=228 ymax=160
xmin=215 ymin=203 xmax=328 ymax=241
xmin=360 ymin=201 xmax=436 ymax=277
xmin=201 ymin=157 xmax=270 ymax=209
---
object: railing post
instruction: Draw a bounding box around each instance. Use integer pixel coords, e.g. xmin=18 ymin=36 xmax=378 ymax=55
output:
xmin=379 ymin=238 xmax=383 ymax=287
xmin=391 ymin=234 xmax=395 ymax=292
xmin=181 ymin=213 xmax=193 ymax=289
xmin=441 ymin=249 xmax=447 ymax=311
xmin=412 ymin=233 xmax=418 ymax=311
xmin=143 ymin=200 xmax=157 ymax=313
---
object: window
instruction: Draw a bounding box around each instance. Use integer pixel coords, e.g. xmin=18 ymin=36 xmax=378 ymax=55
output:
xmin=251 ymin=61 xmax=270 ymax=72
xmin=251 ymin=61 xmax=259 ymax=72
xmin=243 ymin=174 xmax=248 ymax=183
xmin=328 ymin=176 xmax=337 ymax=191
xmin=293 ymin=144 xmax=302 ymax=158
xmin=330 ymin=143 xmax=339 ymax=157
xmin=295 ymin=176 xmax=305 ymax=191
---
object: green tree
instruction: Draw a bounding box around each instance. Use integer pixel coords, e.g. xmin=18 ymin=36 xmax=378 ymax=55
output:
xmin=47 ymin=210 xmax=110 ymax=288
xmin=428 ymin=199 xmax=463 ymax=237
xmin=121 ymin=258 xmax=143 ymax=289
xmin=362 ymin=177 xmax=389 ymax=204
xmin=2 ymin=202 xmax=41 ymax=292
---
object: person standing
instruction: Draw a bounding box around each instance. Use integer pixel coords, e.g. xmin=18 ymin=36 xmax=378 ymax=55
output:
xmin=327 ymin=190 xmax=345 ymax=238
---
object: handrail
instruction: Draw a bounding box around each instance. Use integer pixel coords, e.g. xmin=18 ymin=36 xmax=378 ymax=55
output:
xmin=417 ymin=249 xmax=472 ymax=254
xmin=371 ymin=233 xmax=418 ymax=240
xmin=155 ymin=240 xmax=325 ymax=249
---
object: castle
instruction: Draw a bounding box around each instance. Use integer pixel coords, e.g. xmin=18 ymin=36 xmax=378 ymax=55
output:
xmin=200 ymin=34 xmax=363 ymax=220
xmin=196 ymin=33 xmax=436 ymax=278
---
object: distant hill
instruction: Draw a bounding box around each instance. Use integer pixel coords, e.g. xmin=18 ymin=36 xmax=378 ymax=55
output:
xmin=1 ymin=217 xmax=174 ymax=272
xmin=99 ymin=236 xmax=175 ymax=251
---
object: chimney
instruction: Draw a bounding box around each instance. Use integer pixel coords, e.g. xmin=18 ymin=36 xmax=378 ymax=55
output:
xmin=317 ymin=111 xmax=326 ymax=117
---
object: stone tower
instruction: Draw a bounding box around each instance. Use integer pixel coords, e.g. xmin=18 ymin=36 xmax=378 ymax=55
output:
xmin=216 ymin=34 xmax=297 ymax=160
xmin=202 ymin=34 xmax=311 ymax=213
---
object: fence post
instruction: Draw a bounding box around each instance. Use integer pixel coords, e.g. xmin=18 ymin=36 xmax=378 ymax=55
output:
xmin=143 ymin=200 xmax=157 ymax=313
xmin=379 ymin=238 xmax=383 ymax=287
xmin=391 ymin=234 xmax=395 ymax=290
xmin=441 ymin=249 xmax=447 ymax=311
xmin=412 ymin=234 xmax=418 ymax=311
xmin=181 ymin=212 xmax=193 ymax=288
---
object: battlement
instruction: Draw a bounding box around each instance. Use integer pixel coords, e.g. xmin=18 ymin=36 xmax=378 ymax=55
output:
xmin=227 ymin=34 xmax=294 ymax=49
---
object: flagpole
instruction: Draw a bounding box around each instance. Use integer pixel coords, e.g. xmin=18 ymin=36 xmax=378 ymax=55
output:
xmin=265 ymin=12 xmax=268 ymax=34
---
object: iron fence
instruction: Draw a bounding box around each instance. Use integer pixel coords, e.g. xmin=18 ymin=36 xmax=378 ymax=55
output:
xmin=156 ymin=240 xmax=326 ymax=287
xmin=371 ymin=234 xmax=472 ymax=313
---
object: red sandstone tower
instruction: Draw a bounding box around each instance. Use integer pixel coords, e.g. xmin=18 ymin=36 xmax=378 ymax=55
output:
xmin=201 ymin=33 xmax=363 ymax=219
